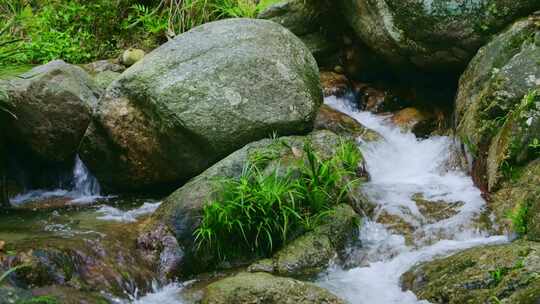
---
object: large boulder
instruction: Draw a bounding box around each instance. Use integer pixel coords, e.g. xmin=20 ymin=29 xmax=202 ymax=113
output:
xmin=0 ymin=60 xmax=101 ymax=164
xmin=137 ymin=130 xmax=364 ymax=277
xmin=401 ymin=241 xmax=540 ymax=304
xmin=339 ymin=0 xmax=540 ymax=70
xmin=455 ymin=15 xmax=540 ymax=192
xmin=80 ymin=18 xmax=322 ymax=192
xmin=202 ymin=272 xmax=346 ymax=304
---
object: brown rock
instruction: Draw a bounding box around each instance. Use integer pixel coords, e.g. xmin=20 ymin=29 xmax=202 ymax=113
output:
xmin=320 ymin=71 xmax=350 ymax=97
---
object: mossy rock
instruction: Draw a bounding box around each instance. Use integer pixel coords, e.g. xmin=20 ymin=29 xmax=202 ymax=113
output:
xmin=339 ymin=0 xmax=540 ymax=70
xmin=455 ymin=15 xmax=540 ymax=192
xmin=248 ymin=204 xmax=361 ymax=278
xmin=401 ymin=241 xmax=540 ymax=304
xmin=490 ymin=159 xmax=540 ymax=239
xmin=202 ymin=272 xmax=346 ymax=304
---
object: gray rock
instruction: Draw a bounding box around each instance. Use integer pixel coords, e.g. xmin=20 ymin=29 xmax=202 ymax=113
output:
xmin=339 ymin=0 xmax=540 ymax=70
xmin=0 ymin=60 xmax=101 ymax=163
xmin=80 ymin=18 xmax=322 ymax=192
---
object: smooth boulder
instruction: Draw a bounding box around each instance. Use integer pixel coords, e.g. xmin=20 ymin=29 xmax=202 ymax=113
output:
xmin=0 ymin=60 xmax=101 ymax=164
xmin=80 ymin=18 xmax=322 ymax=192
xmin=339 ymin=0 xmax=540 ymax=70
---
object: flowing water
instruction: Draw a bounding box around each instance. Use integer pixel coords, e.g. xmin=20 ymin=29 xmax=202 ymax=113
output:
xmin=315 ymin=96 xmax=508 ymax=303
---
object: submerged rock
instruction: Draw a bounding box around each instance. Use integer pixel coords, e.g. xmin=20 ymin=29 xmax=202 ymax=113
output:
xmin=455 ymin=15 xmax=540 ymax=192
xmin=248 ymin=204 xmax=360 ymax=278
xmin=137 ymin=130 xmax=363 ymax=277
xmin=0 ymin=60 xmax=101 ymax=164
xmin=0 ymin=221 xmax=155 ymax=298
xmin=202 ymin=272 xmax=346 ymax=304
xmin=80 ymin=18 xmax=321 ymax=192
xmin=401 ymin=241 xmax=540 ymax=304
xmin=339 ymin=0 xmax=540 ymax=70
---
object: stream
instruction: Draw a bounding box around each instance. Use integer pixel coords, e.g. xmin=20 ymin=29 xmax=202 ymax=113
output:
xmin=3 ymin=95 xmax=508 ymax=303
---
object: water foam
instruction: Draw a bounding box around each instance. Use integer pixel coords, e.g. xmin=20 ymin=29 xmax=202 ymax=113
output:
xmin=96 ymin=201 xmax=162 ymax=223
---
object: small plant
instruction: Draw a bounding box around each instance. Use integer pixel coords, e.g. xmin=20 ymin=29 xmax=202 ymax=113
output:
xmin=507 ymin=201 xmax=530 ymax=237
xmin=489 ymin=267 xmax=508 ymax=285
xmin=0 ymin=263 xmax=30 ymax=284
xmin=194 ymin=140 xmax=362 ymax=260
xmin=17 ymin=296 xmax=59 ymax=304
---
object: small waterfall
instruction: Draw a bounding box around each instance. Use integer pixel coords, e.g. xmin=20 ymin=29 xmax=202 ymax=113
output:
xmin=10 ymin=155 xmax=103 ymax=205
xmin=72 ymin=155 xmax=101 ymax=197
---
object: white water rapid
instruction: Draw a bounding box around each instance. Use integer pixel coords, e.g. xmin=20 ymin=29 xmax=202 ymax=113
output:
xmin=10 ymin=155 xmax=104 ymax=205
xmin=316 ymin=96 xmax=508 ymax=303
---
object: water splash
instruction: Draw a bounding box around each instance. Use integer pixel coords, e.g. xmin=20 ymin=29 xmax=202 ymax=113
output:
xmin=96 ymin=201 xmax=162 ymax=223
xmin=10 ymin=155 xmax=104 ymax=205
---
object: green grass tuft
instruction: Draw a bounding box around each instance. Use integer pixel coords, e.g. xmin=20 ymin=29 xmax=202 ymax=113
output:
xmin=194 ymin=139 xmax=362 ymax=260
xmin=507 ymin=200 xmax=530 ymax=237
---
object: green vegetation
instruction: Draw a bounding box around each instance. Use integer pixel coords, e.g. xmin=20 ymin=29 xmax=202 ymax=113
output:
xmin=499 ymin=90 xmax=539 ymax=180
xmin=0 ymin=264 xmax=30 ymax=284
xmin=194 ymin=140 xmax=362 ymax=260
xmin=507 ymin=200 xmax=530 ymax=237
xmin=17 ymin=296 xmax=59 ymax=304
xmin=0 ymin=0 xmax=281 ymax=65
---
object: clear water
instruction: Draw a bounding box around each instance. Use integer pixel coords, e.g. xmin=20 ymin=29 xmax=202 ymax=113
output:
xmin=315 ymin=96 xmax=507 ymax=303
xmin=10 ymin=155 xmax=106 ymax=205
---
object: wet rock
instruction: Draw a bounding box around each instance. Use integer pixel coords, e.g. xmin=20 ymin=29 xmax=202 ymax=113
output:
xmin=0 ymin=60 xmax=101 ymax=164
xmin=0 ymin=221 xmax=156 ymax=298
xmin=354 ymin=83 xmax=409 ymax=114
xmin=121 ymin=48 xmax=145 ymax=66
xmin=320 ymin=71 xmax=350 ymax=97
xmin=339 ymin=0 xmax=540 ymax=70
xmin=202 ymin=272 xmax=346 ymax=304
xmin=138 ymin=130 xmax=363 ymax=277
xmin=248 ymin=204 xmax=360 ymax=278
xmin=391 ymin=107 xmax=437 ymax=137
xmin=314 ymin=104 xmax=381 ymax=141
xmin=455 ymin=15 xmax=540 ymax=192
xmin=80 ymin=19 xmax=322 ymax=192
xmin=401 ymin=241 xmax=540 ymax=304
